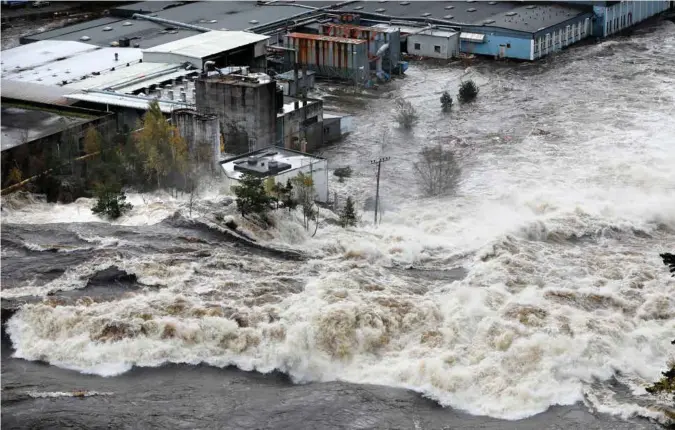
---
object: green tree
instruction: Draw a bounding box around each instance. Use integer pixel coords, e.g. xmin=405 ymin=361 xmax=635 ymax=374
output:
xmin=394 ymin=98 xmax=419 ymax=129
xmin=333 ymin=166 xmax=353 ymax=183
xmin=91 ymin=183 xmax=133 ymax=219
xmin=339 ymin=196 xmax=358 ymax=227
xmin=282 ymin=179 xmax=297 ymax=213
xmin=292 ymin=172 xmax=317 ymax=231
xmin=135 ymin=100 xmax=189 ymax=190
xmin=458 ymin=80 xmax=479 ymax=103
xmin=440 ymin=91 xmax=453 ymax=110
xmin=233 ymin=173 xmax=271 ymax=219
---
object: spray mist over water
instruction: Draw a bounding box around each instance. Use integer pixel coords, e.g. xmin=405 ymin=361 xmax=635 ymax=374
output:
xmin=2 ymin=21 xmax=675 ymax=423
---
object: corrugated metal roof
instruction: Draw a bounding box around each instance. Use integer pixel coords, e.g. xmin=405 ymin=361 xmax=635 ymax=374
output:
xmin=286 ymin=32 xmax=367 ymax=44
xmin=65 ymin=91 xmax=192 ymax=113
xmin=3 ymin=47 xmax=143 ymax=87
xmin=63 ymin=62 xmax=190 ymax=91
xmin=142 ymin=30 xmax=270 ymax=59
xmin=0 ymin=79 xmax=76 ymax=106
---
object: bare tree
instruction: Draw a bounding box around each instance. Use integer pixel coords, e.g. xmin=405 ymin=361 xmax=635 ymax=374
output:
xmin=394 ymin=98 xmax=418 ymax=129
xmin=413 ymin=144 xmax=462 ymax=197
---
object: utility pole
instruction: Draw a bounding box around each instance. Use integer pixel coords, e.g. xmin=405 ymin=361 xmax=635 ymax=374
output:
xmin=370 ymin=156 xmax=390 ymax=225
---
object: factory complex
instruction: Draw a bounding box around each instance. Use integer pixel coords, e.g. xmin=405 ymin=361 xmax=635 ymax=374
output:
xmin=1 ymin=0 xmax=673 ymax=191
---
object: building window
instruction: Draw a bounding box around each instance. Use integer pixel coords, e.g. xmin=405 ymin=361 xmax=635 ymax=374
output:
xmin=434 ymin=45 xmax=441 ymax=53
xmin=506 ymin=43 xmax=511 ymax=48
xmin=608 ymin=21 xmax=612 ymax=33
xmin=414 ymin=43 xmax=421 ymax=50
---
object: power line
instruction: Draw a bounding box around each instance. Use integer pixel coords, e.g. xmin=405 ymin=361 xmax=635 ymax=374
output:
xmin=370 ymin=156 xmax=390 ymax=225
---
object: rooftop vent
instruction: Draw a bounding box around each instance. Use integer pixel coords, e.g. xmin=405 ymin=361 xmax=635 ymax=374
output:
xmin=400 ymin=1 xmax=410 ymax=4
xmin=488 ymin=1 xmax=497 ymax=4
xmin=80 ymin=36 xmax=91 ymax=41
xmin=483 ymin=19 xmax=495 ymax=25
xmin=103 ymin=26 xmax=113 ymax=31
xmin=354 ymin=5 xmax=363 ymax=10
xmin=444 ymin=5 xmax=454 ymax=9
xmin=467 ymin=8 xmax=477 ymax=12
xmin=249 ymin=20 xmax=259 ymax=24
xmin=444 ymin=14 xmax=454 ymax=19
xmin=268 ymin=160 xmax=279 ymax=169
xmin=421 ymin=12 xmax=431 ymax=17
xmin=123 ymin=21 xmax=132 ymax=26
xmin=505 ymin=11 xmax=517 ymax=16
xmin=378 ymin=0 xmax=387 ymax=3
xmin=375 ymin=8 xmax=386 ymax=13
xmin=209 ymin=19 xmax=217 ymax=23
xmin=526 ymin=5 xmax=536 ymax=9
xmin=247 ymin=157 xmax=258 ymax=165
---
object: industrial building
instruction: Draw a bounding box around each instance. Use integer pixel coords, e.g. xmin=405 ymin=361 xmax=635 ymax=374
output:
xmin=589 ymin=1 xmax=671 ymax=37
xmin=1 ymin=99 xmax=115 ymax=189
xmin=220 ymin=146 xmax=329 ymax=203
xmin=372 ymin=24 xmax=459 ymax=60
xmin=142 ymin=30 xmax=270 ymax=69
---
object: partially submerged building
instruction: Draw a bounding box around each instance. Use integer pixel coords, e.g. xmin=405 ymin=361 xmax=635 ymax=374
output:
xmin=220 ymin=146 xmax=328 ymax=203
xmin=0 ymin=99 xmax=115 ymax=190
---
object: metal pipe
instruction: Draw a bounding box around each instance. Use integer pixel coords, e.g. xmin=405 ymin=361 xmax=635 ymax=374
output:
xmin=132 ymin=13 xmax=213 ymax=33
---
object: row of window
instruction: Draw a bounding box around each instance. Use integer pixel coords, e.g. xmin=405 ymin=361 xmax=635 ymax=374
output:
xmin=413 ymin=42 xmax=443 ymax=54
xmin=533 ymin=18 xmax=589 ymax=55
xmin=607 ymin=13 xmax=632 ymax=34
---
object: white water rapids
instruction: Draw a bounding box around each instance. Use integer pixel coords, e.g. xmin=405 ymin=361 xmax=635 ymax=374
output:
xmin=3 ymin=21 xmax=675 ymax=423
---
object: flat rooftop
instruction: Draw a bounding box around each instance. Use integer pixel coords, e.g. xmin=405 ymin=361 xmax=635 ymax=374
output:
xmin=337 ymin=1 xmax=591 ymax=34
xmin=1 ymin=105 xmax=95 ymax=151
xmin=143 ymin=30 xmax=269 ymax=59
xmin=220 ymin=146 xmax=324 ymax=180
xmin=1 ymin=40 xmax=143 ymax=87
xmin=337 ymin=1 xmax=518 ymax=25
xmin=21 ymin=2 xmax=324 ymax=49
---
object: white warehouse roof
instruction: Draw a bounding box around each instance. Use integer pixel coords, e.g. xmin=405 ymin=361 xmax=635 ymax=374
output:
xmin=65 ymin=91 xmax=191 ymax=114
xmin=1 ymin=41 xmax=98 ymax=80
xmin=220 ymin=147 xmax=324 ymax=181
xmin=63 ymin=62 xmax=194 ymax=92
xmin=2 ymin=44 xmax=142 ymax=87
xmin=142 ymin=31 xmax=270 ymax=68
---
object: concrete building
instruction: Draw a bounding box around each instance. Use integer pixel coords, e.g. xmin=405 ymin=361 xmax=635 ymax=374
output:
xmin=142 ymin=31 xmax=270 ymax=70
xmin=171 ymin=109 xmax=221 ymax=171
xmin=220 ymin=146 xmax=328 ymax=203
xmin=1 ymin=99 xmax=115 ymax=189
xmin=195 ymin=73 xmax=278 ymax=154
xmin=373 ymin=25 xmax=458 ymax=59
xmin=276 ymin=96 xmax=323 ymax=152
xmin=275 ymin=70 xmax=316 ymax=96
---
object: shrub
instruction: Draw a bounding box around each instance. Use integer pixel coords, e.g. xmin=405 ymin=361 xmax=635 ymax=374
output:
xmin=440 ymin=91 xmax=453 ymax=110
xmin=394 ymin=98 xmax=419 ymax=129
xmin=458 ymin=80 xmax=479 ymax=103
xmin=91 ymin=185 xmax=133 ymax=219
xmin=334 ymin=166 xmax=353 ymax=183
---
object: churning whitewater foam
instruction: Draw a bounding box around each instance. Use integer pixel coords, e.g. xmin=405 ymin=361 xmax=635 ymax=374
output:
xmin=4 ymin=21 xmax=675 ymax=423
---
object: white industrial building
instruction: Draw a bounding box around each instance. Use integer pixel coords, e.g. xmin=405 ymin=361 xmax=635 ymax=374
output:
xmin=373 ymin=24 xmax=459 ymax=60
xmin=142 ymin=30 xmax=270 ymax=69
xmin=220 ymin=147 xmax=328 ymax=203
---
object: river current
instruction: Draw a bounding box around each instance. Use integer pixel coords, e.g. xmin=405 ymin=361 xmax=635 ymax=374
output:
xmin=2 ymin=19 xmax=674 ymax=429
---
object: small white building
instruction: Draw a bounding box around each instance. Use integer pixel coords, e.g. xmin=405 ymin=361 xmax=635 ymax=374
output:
xmin=220 ymin=146 xmax=328 ymax=203
xmin=373 ymin=24 xmax=459 ymax=60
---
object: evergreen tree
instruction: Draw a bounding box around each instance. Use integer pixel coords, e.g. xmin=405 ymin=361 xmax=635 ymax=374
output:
xmin=458 ymin=80 xmax=479 ymax=103
xmin=339 ymin=196 xmax=358 ymax=227
xmin=91 ymin=183 xmax=133 ymax=219
xmin=440 ymin=91 xmax=453 ymax=110
xmin=233 ymin=173 xmax=271 ymax=219
xmin=282 ymin=179 xmax=297 ymax=213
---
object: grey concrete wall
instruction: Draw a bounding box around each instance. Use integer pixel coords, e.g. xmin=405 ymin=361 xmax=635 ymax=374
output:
xmin=172 ymin=109 xmax=220 ymax=170
xmin=195 ymin=77 xmax=276 ymax=154
xmin=279 ymin=100 xmax=323 ymax=151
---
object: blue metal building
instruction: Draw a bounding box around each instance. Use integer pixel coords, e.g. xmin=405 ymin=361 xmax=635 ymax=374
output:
xmin=589 ymin=1 xmax=671 ymax=37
